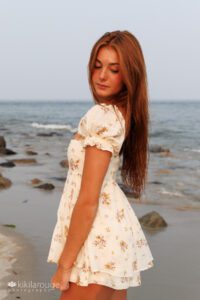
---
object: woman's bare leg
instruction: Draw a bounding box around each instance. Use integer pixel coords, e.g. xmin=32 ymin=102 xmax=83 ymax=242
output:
xmin=59 ymin=281 xmax=115 ymax=300
xmin=111 ymin=289 xmax=127 ymax=300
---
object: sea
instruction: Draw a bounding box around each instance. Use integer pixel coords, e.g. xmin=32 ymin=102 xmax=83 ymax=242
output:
xmin=0 ymin=100 xmax=200 ymax=300
xmin=0 ymin=100 xmax=200 ymax=207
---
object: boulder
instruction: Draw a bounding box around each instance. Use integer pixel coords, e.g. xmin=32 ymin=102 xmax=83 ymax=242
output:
xmin=0 ymin=136 xmax=6 ymax=149
xmin=5 ymin=149 xmax=17 ymax=155
xmin=0 ymin=161 xmax=16 ymax=167
xmin=34 ymin=183 xmax=55 ymax=190
xmin=0 ymin=136 xmax=16 ymax=155
xmin=60 ymin=160 xmax=69 ymax=168
xmin=0 ymin=175 xmax=12 ymax=189
xmin=50 ymin=177 xmax=66 ymax=182
xmin=31 ymin=178 xmax=43 ymax=185
xmin=149 ymin=181 xmax=162 ymax=185
xmin=37 ymin=132 xmax=63 ymax=137
xmin=118 ymin=183 xmax=139 ymax=198
xmin=26 ymin=150 xmax=38 ymax=155
xmin=139 ymin=211 xmax=168 ymax=229
xmin=10 ymin=159 xmax=37 ymax=164
xmin=150 ymin=145 xmax=170 ymax=153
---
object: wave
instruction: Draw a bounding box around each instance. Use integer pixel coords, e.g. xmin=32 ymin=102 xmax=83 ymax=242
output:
xmin=158 ymin=188 xmax=183 ymax=197
xmin=31 ymin=122 xmax=77 ymax=132
xmin=183 ymin=148 xmax=200 ymax=153
xmin=190 ymin=149 xmax=200 ymax=153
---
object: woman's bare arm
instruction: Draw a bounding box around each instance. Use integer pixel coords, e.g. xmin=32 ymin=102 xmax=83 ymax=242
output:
xmin=58 ymin=145 xmax=112 ymax=269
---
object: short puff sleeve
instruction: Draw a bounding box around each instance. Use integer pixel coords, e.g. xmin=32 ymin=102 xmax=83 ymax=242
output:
xmin=77 ymin=104 xmax=125 ymax=156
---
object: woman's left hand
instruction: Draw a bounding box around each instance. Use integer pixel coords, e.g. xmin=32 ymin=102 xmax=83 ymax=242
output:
xmin=51 ymin=265 xmax=72 ymax=291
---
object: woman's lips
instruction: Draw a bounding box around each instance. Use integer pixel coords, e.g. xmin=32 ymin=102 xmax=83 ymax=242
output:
xmin=96 ymin=83 xmax=109 ymax=89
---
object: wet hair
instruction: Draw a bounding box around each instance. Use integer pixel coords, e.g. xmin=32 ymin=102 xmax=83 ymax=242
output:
xmin=88 ymin=30 xmax=150 ymax=199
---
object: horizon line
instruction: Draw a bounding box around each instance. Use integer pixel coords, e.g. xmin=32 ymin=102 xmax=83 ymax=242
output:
xmin=0 ymin=99 xmax=200 ymax=102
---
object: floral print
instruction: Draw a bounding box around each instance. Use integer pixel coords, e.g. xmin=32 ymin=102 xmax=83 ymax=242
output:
xmin=47 ymin=103 xmax=154 ymax=290
xmin=105 ymin=262 xmax=116 ymax=271
xmin=120 ymin=240 xmax=128 ymax=252
xmin=116 ymin=208 xmax=125 ymax=222
xmin=93 ymin=235 xmax=107 ymax=249
xmin=101 ymin=192 xmax=111 ymax=205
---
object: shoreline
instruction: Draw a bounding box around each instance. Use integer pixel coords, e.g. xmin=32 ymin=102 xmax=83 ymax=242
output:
xmin=1 ymin=203 xmax=200 ymax=300
xmin=0 ymin=225 xmax=37 ymax=300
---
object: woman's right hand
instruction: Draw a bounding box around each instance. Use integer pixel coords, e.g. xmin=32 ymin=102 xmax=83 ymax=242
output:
xmin=51 ymin=265 xmax=72 ymax=291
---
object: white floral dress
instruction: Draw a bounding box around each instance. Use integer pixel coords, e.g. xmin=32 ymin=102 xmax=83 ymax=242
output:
xmin=47 ymin=103 xmax=154 ymax=290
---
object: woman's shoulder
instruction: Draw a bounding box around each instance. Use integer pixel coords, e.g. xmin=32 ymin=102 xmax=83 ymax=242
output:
xmin=78 ymin=102 xmax=125 ymax=138
xmin=85 ymin=103 xmax=125 ymax=125
xmin=86 ymin=103 xmax=114 ymax=116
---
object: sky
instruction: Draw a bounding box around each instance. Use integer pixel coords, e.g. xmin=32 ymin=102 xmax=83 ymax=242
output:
xmin=0 ymin=0 xmax=199 ymax=101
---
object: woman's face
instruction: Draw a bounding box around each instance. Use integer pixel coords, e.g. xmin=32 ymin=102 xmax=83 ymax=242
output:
xmin=92 ymin=46 xmax=124 ymax=99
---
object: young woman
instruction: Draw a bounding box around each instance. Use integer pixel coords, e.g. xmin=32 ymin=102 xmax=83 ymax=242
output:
xmin=47 ymin=30 xmax=154 ymax=300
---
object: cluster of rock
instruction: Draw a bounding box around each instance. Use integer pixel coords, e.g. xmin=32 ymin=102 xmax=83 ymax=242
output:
xmin=0 ymin=135 xmax=168 ymax=230
xmin=0 ymin=136 xmax=55 ymax=191
xmin=0 ymin=136 xmax=16 ymax=155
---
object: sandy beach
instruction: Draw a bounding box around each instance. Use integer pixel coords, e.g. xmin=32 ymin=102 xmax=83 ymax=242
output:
xmin=0 ymin=224 xmax=38 ymax=300
xmin=1 ymin=195 xmax=200 ymax=300
xmin=1 ymin=147 xmax=200 ymax=300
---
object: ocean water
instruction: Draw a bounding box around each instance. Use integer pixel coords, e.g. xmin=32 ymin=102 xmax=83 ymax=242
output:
xmin=0 ymin=100 xmax=200 ymax=300
xmin=0 ymin=100 xmax=199 ymax=148
xmin=0 ymin=100 xmax=200 ymax=207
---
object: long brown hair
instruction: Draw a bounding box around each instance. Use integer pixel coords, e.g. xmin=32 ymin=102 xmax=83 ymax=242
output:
xmin=88 ymin=30 xmax=150 ymax=199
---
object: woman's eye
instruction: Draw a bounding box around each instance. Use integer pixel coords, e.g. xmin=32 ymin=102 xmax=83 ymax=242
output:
xmin=111 ymin=69 xmax=119 ymax=73
xmin=94 ymin=65 xmax=101 ymax=69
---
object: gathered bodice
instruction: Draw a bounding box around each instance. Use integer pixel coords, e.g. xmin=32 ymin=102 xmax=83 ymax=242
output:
xmin=67 ymin=138 xmax=121 ymax=182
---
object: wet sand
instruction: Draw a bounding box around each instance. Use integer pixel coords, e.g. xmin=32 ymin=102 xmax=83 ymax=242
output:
xmin=0 ymin=225 xmax=38 ymax=300
xmin=0 ymin=145 xmax=200 ymax=299
xmin=1 ymin=198 xmax=200 ymax=300
xmin=127 ymin=204 xmax=200 ymax=300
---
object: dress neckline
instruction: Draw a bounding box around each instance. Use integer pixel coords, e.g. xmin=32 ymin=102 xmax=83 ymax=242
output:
xmin=99 ymin=103 xmax=126 ymax=125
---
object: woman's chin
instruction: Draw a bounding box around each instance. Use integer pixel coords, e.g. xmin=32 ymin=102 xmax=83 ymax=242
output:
xmin=95 ymin=90 xmax=112 ymax=98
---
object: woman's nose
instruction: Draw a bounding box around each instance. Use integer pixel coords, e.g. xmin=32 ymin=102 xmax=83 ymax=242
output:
xmin=99 ymin=68 xmax=108 ymax=80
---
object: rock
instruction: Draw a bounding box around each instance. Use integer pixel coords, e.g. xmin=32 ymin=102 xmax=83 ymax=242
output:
xmin=50 ymin=177 xmax=66 ymax=182
xmin=10 ymin=158 xmax=37 ymax=164
xmin=0 ymin=136 xmax=6 ymax=154
xmin=150 ymin=145 xmax=170 ymax=153
xmin=26 ymin=150 xmax=38 ymax=155
xmin=37 ymin=132 xmax=54 ymax=137
xmin=0 ymin=136 xmax=6 ymax=149
xmin=0 ymin=136 xmax=16 ymax=155
xmin=0 ymin=148 xmax=6 ymax=155
xmin=37 ymin=132 xmax=62 ymax=137
xmin=31 ymin=178 xmax=43 ymax=185
xmin=139 ymin=211 xmax=168 ymax=229
xmin=0 ymin=161 xmax=16 ymax=167
xmin=0 ymin=175 xmax=12 ymax=189
xmin=60 ymin=160 xmax=69 ymax=168
xmin=22 ymin=199 xmax=28 ymax=203
xmin=5 ymin=148 xmax=17 ymax=155
xmin=118 ymin=183 xmax=139 ymax=198
xmin=34 ymin=183 xmax=55 ymax=190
